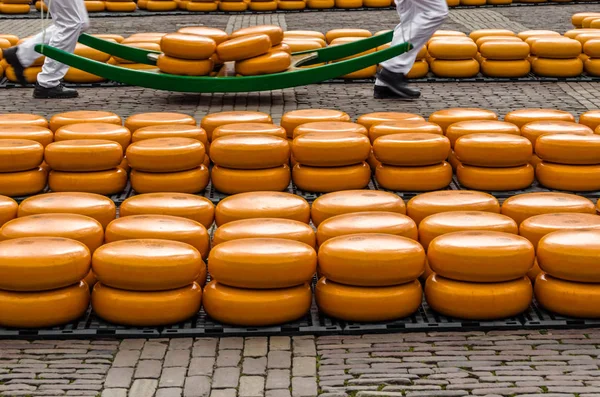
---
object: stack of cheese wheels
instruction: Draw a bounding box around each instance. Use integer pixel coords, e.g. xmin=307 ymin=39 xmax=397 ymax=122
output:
xmin=535 ymin=134 xmax=600 ymax=191
xmin=406 ymin=190 xmax=500 ymax=225
xmin=210 ymin=134 xmax=291 ymax=194
xmin=157 ymin=33 xmax=216 ymax=76
xmin=0 ymin=139 xmax=47 ymax=197
xmin=531 ymin=37 xmax=583 ymax=77
xmin=84 ymin=0 xmax=105 ymax=11
xmin=373 ymin=133 xmax=452 ymax=192
xmin=572 ymin=13 xmax=600 ymax=28
xmin=146 ymin=0 xmax=178 ymax=11
xmin=0 ymin=0 xmax=30 ymax=13
xmin=55 ymin=123 xmax=132 ymax=155
xmin=282 ymin=109 xmax=350 ymax=140
xmin=426 ymin=231 xmax=534 ymax=320
xmin=330 ymin=37 xmax=376 ymax=78
xmin=105 ymin=0 xmax=137 ymax=11
xmin=205 ymin=238 xmax=315 ymax=326
xmin=584 ymin=39 xmax=600 ymax=76
xmin=0 ymin=237 xmax=91 ymax=328
xmin=535 ymin=229 xmax=600 ymax=318
xmin=92 ymin=239 xmax=203 ymax=326
xmin=428 ymin=37 xmax=480 ymax=78
xmin=201 ymin=111 xmax=272 ymax=143
xmin=127 ymin=137 xmax=209 ymax=194
xmin=292 ymin=131 xmax=371 ymax=192
xmin=479 ymin=39 xmax=531 ymax=77
xmin=316 ymin=233 xmax=424 ymax=322
xmin=455 ymin=133 xmax=534 ymax=191
xmin=45 ymin=140 xmax=127 ymax=195
xmin=326 ymin=29 xmax=372 ymax=44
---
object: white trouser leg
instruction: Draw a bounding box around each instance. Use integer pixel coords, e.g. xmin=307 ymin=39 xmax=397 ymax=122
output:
xmin=16 ymin=25 xmax=57 ymax=67
xmin=376 ymin=0 xmax=448 ymax=83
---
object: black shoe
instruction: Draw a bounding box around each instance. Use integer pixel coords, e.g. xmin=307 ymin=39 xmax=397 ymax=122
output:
xmin=374 ymin=85 xmax=410 ymax=99
xmin=33 ymin=83 xmax=79 ymax=99
xmin=376 ymin=67 xmax=421 ymax=100
xmin=3 ymin=46 xmax=27 ymax=86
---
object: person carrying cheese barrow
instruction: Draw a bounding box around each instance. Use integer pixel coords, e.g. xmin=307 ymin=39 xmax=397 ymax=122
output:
xmin=3 ymin=0 xmax=89 ymax=99
xmin=375 ymin=0 xmax=448 ymax=100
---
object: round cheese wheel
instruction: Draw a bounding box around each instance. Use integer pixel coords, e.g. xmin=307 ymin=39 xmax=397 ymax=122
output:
xmin=0 ymin=196 xmax=17 ymax=227
xmin=235 ymin=50 xmax=291 ymax=76
xmin=201 ymin=111 xmax=272 ymax=141
xmin=126 ymin=137 xmax=205 ymax=173
xmin=105 ymin=1 xmax=137 ymax=11
xmin=203 ymin=280 xmax=310 ymax=326
xmin=316 ymin=278 xmax=422 ymax=322
xmin=319 ymin=234 xmax=424 ymax=286
xmin=0 ymin=114 xmax=47 ymax=128
xmin=479 ymin=41 xmax=530 ymax=60
xmin=281 ymin=109 xmax=351 ymax=139
xmin=216 ymin=34 xmax=271 ymax=62
xmin=433 ymin=30 xmax=467 ymax=37
xmin=230 ymin=25 xmax=284 ymax=46
xmin=536 ymin=162 xmax=600 ymax=192
xmin=49 ymin=111 xmax=121 ymax=132
xmin=502 ymin=192 xmax=595 ymax=226
xmin=573 ymin=13 xmax=600 ymax=27
xmin=531 ymin=38 xmax=582 ymax=59
xmin=125 ymin=113 xmax=196 ymax=133
xmin=481 ymin=59 xmax=531 ymax=77
xmin=0 ymin=125 xmax=53 ymax=147
xmin=0 ymin=167 xmax=47 ymax=197
xmin=178 ymin=27 xmax=229 ymax=45
xmin=357 ymin=112 xmax=425 ymax=131
xmin=114 ymin=43 xmax=162 ymax=64
xmin=0 ymin=139 xmax=44 ymax=172
xmin=292 ymin=132 xmax=370 ymax=167
xmin=216 ymin=192 xmax=309 ymax=226
xmin=0 ymin=237 xmax=90 ymax=292
xmin=210 ymin=135 xmax=289 ymax=169
xmin=505 ymin=109 xmax=575 ymax=129
xmin=283 ymin=38 xmax=325 ymax=52
xmin=535 ymin=273 xmax=600 ymax=318
xmin=376 ymin=162 xmax=453 ymax=192
xmin=430 ymin=59 xmax=480 ymax=78
xmin=369 ymin=121 xmax=443 ymax=143
xmin=213 ymin=123 xmax=286 ymax=140
xmin=532 ymin=57 xmax=583 ymax=78
xmin=373 ymin=133 xmax=450 ymax=166
xmin=0 ymin=281 xmax=89 ymax=328
xmin=522 ymin=121 xmax=593 ymax=147
xmin=469 ymin=29 xmax=515 ymax=42
xmin=293 ymin=162 xmax=370 ymax=193
xmin=518 ymin=30 xmax=561 ymax=41
xmin=406 ymin=59 xmax=429 ymax=78
xmin=213 ymin=218 xmax=315 ymax=248
xmin=428 ymin=108 xmax=499 ymax=133
xmin=579 ymin=110 xmax=600 ymax=131
xmin=49 ymin=168 xmax=127 ymax=196
xmin=130 ymin=166 xmax=209 ymax=194
xmin=211 ymin=165 xmax=291 ymax=195
xmin=44 ymin=139 xmax=123 ymax=172
xmin=585 ymin=57 xmax=600 ymax=76
xmin=476 ymin=36 xmax=524 ymax=48
xmin=132 ymin=124 xmax=208 ymax=147
xmin=535 ymin=133 xmax=600 ymax=165
xmin=520 ymin=212 xmax=600 ymax=249
xmin=218 ymin=1 xmax=248 ymax=11
xmin=426 ymin=274 xmax=532 ymax=320
xmin=1 ymin=213 xmax=103 ymax=252
xmin=538 ymin=229 xmax=600 ymax=282
xmin=92 ymin=282 xmax=202 ymax=326
xmin=73 ymin=43 xmax=110 ymax=63
xmin=157 ymin=55 xmax=213 ymax=76
xmin=454 ymin=133 xmax=532 ymax=167
xmin=284 ymin=30 xmax=326 ymax=40
xmin=146 ymin=0 xmax=177 ymax=10
xmin=161 ymin=33 xmax=216 ymax=60
xmin=18 ymin=192 xmax=116 ymax=229
xmin=84 ymin=0 xmax=105 ymax=11
xmin=54 ymin=123 xmax=131 ymax=153
xmin=428 ymin=231 xmax=534 ymax=282
xmin=325 ymin=28 xmax=371 ymax=43
xmin=311 ymin=190 xmax=405 ymax=227
xmin=457 ymin=163 xmax=534 ymax=191
xmin=407 ymin=190 xmax=500 ymax=225
xmin=428 ymin=40 xmax=478 ymax=60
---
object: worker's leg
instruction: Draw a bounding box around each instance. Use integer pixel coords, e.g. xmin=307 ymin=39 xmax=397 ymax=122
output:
xmin=15 ymin=25 xmax=58 ymax=68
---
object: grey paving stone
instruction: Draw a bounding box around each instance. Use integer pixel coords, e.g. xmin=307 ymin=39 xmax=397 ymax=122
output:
xmin=268 ymin=351 xmax=292 ymax=369
xmin=188 ymin=357 xmax=216 ymax=377
xmin=134 ymin=360 xmax=162 ymax=379
xmin=102 ymin=388 xmax=128 ymax=397
xmin=244 ymin=338 xmax=268 ymax=357
xmin=170 ymin=339 xmax=194 ymax=351
xmin=292 ymin=377 xmax=318 ymax=397
xmin=157 ymin=388 xmax=184 ymax=397
xmin=293 ymin=339 xmax=316 ymax=357
xmin=243 ymin=357 xmax=267 ymax=375
xmin=183 ymin=376 xmax=211 ymax=397
xmin=104 ymin=368 xmax=134 ymax=388
xmin=267 ymin=390 xmax=293 ymax=397
xmin=219 ymin=338 xmax=244 ymax=350
xmin=270 ymin=337 xmax=291 ymax=351
xmin=266 ymin=369 xmax=291 ymax=390
xmin=292 ymin=357 xmax=316 ymax=377
xmin=212 ymin=367 xmax=241 ymax=389
xmin=239 ymin=376 xmax=265 ymax=397
xmin=128 ymin=379 xmax=158 ymax=397
xmin=165 ymin=350 xmax=191 ymax=368
xmin=141 ymin=342 xmax=168 ymax=360
xmin=406 ymin=392 xmax=469 ymax=397
xmin=356 ymin=392 xmax=404 ymax=397
xmin=216 ymin=350 xmax=242 ymax=367
xmin=113 ymin=350 xmax=141 ymax=368
xmin=159 ymin=367 xmax=187 ymax=388
xmin=209 ymin=390 xmax=237 ymax=397
xmin=472 ymin=387 xmax=542 ymax=395
xmin=193 ymin=339 xmax=218 ymax=358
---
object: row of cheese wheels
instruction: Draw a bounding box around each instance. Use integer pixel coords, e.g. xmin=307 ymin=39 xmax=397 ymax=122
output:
xmin=450 ymin=0 xmax=596 ymax=5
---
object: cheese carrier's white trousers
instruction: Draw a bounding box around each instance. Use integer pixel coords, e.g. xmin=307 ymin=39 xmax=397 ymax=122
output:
xmin=375 ymin=0 xmax=448 ymax=84
xmin=16 ymin=0 xmax=89 ymax=88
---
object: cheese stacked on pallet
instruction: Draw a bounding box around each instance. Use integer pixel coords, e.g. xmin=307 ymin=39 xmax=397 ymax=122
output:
xmin=202 ymin=111 xmax=273 ymax=142
xmin=0 ymin=139 xmax=47 ymax=197
xmin=373 ymin=133 xmax=453 ymax=192
xmin=406 ymin=190 xmax=500 ymax=225
xmin=425 ymin=231 xmax=534 ymax=320
xmin=92 ymin=239 xmax=203 ymax=326
xmin=584 ymin=38 xmax=600 ymax=76
xmin=531 ymin=37 xmax=583 ymax=77
xmin=316 ymin=233 xmax=424 ymax=322
xmin=105 ymin=0 xmax=137 ymax=11
xmin=0 ymin=237 xmax=91 ymax=328
xmin=479 ymin=39 xmax=531 ymax=78
xmin=157 ymin=33 xmax=216 ymax=76
xmin=45 ymin=140 xmax=127 ymax=195
xmin=127 ymin=137 xmax=209 ymax=194
xmin=205 ymin=238 xmax=315 ymax=326
xmin=428 ymin=37 xmax=480 ymax=78
xmin=132 ymin=124 xmax=209 ymax=167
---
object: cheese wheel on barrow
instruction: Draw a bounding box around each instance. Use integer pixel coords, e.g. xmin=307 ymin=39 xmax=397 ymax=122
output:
xmin=210 ymin=135 xmax=289 ymax=169
xmin=130 ymin=166 xmax=210 ymax=194
xmin=501 ymin=192 xmax=595 ymax=226
xmin=216 ymin=34 xmax=272 ymax=62
xmin=157 ymin=55 xmax=213 ymax=76
xmin=235 ymin=51 xmax=291 ymax=76
xmin=0 ymin=125 xmax=53 ymax=147
xmin=230 ymin=25 xmax=284 ymax=46
xmin=49 ymin=111 xmax=121 ymax=132
xmin=407 ymin=190 xmax=500 ymax=225
xmin=161 ymin=33 xmax=216 ymax=60
xmin=54 ymin=123 xmax=131 ymax=153
xmin=44 ymin=139 xmax=123 ymax=172
xmin=213 ymin=218 xmax=315 ymax=248
xmin=292 ymin=162 xmax=370 ymax=193
xmin=126 ymin=137 xmax=205 ymax=172
xmin=49 ymin=168 xmax=127 ymax=196
xmin=519 ymin=212 xmax=600 ymax=248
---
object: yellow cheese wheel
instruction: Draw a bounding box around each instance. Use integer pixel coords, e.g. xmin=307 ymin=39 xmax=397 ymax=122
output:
xmin=426 ymin=274 xmax=532 ymax=320
xmin=281 ymin=109 xmax=351 ymax=139
xmin=428 ymin=108 xmax=499 ymax=133
xmin=146 ymin=0 xmax=177 ymax=10
xmin=125 ymin=113 xmax=196 ymax=133
xmin=357 ymin=112 xmax=425 ymax=131
xmin=373 ymin=133 xmax=450 ymax=166
xmin=292 ymin=132 xmax=370 ymax=167
xmin=430 ymin=59 xmax=480 ymax=78
xmin=73 ymin=43 xmax=110 ymax=63
xmin=481 ymin=59 xmax=531 ymax=77
xmin=160 ymin=33 xmax=216 ymax=60
xmin=216 ymin=34 xmax=271 ymax=62
xmin=535 ymin=133 xmax=600 ymax=165
xmin=49 ymin=168 xmax=127 ymax=196
xmin=521 ymin=121 xmax=595 ymax=147
xmin=1 ymin=213 xmax=103 ymax=252
xmin=517 ymin=30 xmax=560 ymax=41
xmin=531 ymin=38 xmax=581 ymax=59
xmin=0 ymin=167 xmax=47 ymax=197
xmin=114 ymin=43 xmax=161 ymax=64
xmin=457 ymin=163 xmax=534 ymax=191
xmin=454 ymin=133 xmax=532 ymax=167
xmin=325 ymin=28 xmax=371 ymax=43
xmin=131 ymin=166 xmax=209 ymax=194
xmin=203 ymin=280 xmax=310 ymax=326
xmin=18 ymin=192 xmax=116 ymax=229
xmin=284 ymin=30 xmax=326 ymax=40
xmin=536 ymin=162 xmax=600 ymax=191
xmin=293 ymin=162 xmax=370 ymax=193
xmin=376 ymin=162 xmax=453 ymax=192
xmin=0 ymin=195 xmax=17 ymax=227
xmin=433 ymin=30 xmax=467 ymax=37
xmin=311 ymin=190 xmax=406 ymax=227
xmin=230 ymin=25 xmax=284 ymax=46
xmin=201 ymin=111 xmax=272 ymax=141
xmin=92 ymin=282 xmax=201 ymax=326
xmin=85 ymin=0 xmax=105 ymax=11
xmin=573 ymin=13 xmax=600 ymax=27
xmin=105 ymin=1 xmax=137 ymax=11
xmin=44 ymin=139 xmax=123 ymax=172
xmin=0 ymin=125 xmax=53 ymax=147
xmin=283 ymin=38 xmax=325 ymax=52
xmin=505 ymin=109 xmax=575 ymax=129
xmin=0 ymin=114 xmax=47 ymax=128
xmin=369 ymin=121 xmax=443 ymax=143
xmin=579 ymin=110 xmax=600 ymax=131
xmin=407 ymin=190 xmax=500 ymax=225
xmin=520 ymin=212 xmax=600 ymax=249
xmin=316 ymin=211 xmax=417 ymax=245
xmin=428 ymin=231 xmax=534 ymax=282
xmin=586 ymin=57 xmax=600 ymax=76
xmin=574 ymin=33 xmax=600 ymax=46
xmin=132 ymin=124 xmax=208 ymax=147
xmin=0 ymin=237 xmax=90 ymax=292
xmin=157 ymin=55 xmax=213 ymax=76
xmin=54 ymin=123 xmax=131 ymax=153
xmin=533 ymin=57 xmax=583 ymax=77
xmin=406 ymin=59 xmax=429 ymax=78
xmin=215 ymin=191 xmax=309 ymax=226
xmin=49 ymin=111 xmax=121 ymax=132
xmin=0 ymin=281 xmax=89 ymax=328
xmin=178 ymin=27 xmax=229 ymax=45
xmin=0 ymin=3 xmax=31 ymax=13
xmin=213 ymin=123 xmax=286 ymax=140
xmin=213 ymin=218 xmax=315 ymax=248
xmin=120 ymin=193 xmax=213 ymax=229
xmin=502 ymin=192 xmax=595 ymax=226
xmin=476 ymin=36 xmax=524 ymax=48
xmin=535 ymin=273 xmax=600 ymax=318
xmin=235 ymin=50 xmax=291 ymax=76
xmin=211 ymin=165 xmax=291 ymax=195
xmin=319 ymin=233 xmax=424 ymax=286
xmin=218 ymin=1 xmax=248 ymax=11
xmin=126 ymin=137 xmax=205 ymax=172
xmin=0 ymin=139 xmax=43 ymax=172
xmin=210 ymin=135 xmax=289 ymax=169
xmin=315 ymin=278 xmax=422 ymax=322
xmin=428 ymin=40 xmax=478 ymax=60
xmin=469 ymin=29 xmax=515 ymax=41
